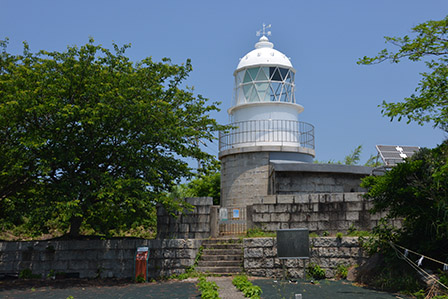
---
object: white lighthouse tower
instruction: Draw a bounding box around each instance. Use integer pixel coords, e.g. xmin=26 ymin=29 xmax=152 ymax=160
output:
xmin=219 ymin=25 xmax=315 ymax=208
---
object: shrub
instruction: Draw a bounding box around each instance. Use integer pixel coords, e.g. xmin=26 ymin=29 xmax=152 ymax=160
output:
xmin=306 ymin=263 xmax=326 ymax=280
xmin=197 ymin=275 xmax=219 ymax=299
xmin=232 ymin=274 xmax=262 ymax=299
xmin=335 ymin=264 xmax=348 ymax=279
xmin=19 ymin=268 xmax=41 ymax=279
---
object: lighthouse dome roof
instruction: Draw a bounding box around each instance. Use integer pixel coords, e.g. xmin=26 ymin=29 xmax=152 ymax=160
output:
xmin=236 ymin=36 xmax=293 ymax=71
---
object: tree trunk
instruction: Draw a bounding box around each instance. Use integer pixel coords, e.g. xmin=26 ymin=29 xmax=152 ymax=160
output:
xmin=69 ymin=216 xmax=82 ymax=238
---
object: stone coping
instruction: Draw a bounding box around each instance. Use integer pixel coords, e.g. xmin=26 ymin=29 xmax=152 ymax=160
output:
xmin=271 ymin=162 xmax=373 ymax=175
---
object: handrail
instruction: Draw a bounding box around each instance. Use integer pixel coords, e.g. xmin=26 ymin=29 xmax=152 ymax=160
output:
xmin=219 ymin=119 xmax=314 ymax=152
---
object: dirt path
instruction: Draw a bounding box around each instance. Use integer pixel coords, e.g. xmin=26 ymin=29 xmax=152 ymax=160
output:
xmin=207 ymin=276 xmax=245 ymax=299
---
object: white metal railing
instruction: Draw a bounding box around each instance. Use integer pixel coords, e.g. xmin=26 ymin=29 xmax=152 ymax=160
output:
xmin=219 ymin=119 xmax=314 ymax=152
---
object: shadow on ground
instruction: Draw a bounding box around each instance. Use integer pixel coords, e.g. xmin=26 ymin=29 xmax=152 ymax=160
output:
xmin=253 ymin=279 xmax=408 ymax=299
xmin=0 ymin=279 xmax=200 ymax=299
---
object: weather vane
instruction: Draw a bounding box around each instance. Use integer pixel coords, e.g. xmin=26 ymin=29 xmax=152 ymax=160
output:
xmin=256 ymin=23 xmax=271 ymax=37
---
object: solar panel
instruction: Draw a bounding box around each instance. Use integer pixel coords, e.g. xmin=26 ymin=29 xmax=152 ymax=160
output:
xmin=376 ymin=145 xmax=420 ymax=167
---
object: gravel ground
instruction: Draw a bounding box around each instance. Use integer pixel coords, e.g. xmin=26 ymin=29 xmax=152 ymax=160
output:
xmin=207 ymin=277 xmax=245 ymax=299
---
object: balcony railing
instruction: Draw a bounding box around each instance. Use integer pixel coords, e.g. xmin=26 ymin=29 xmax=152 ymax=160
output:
xmin=219 ymin=119 xmax=315 ymax=152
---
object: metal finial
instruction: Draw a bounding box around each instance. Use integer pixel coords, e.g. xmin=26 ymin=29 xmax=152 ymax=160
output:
xmin=256 ymin=23 xmax=272 ymax=37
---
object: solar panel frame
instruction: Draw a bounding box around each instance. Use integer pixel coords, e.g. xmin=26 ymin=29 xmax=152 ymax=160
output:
xmin=376 ymin=145 xmax=420 ymax=167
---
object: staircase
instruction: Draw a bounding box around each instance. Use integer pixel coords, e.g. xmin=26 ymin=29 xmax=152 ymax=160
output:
xmin=197 ymin=238 xmax=243 ymax=275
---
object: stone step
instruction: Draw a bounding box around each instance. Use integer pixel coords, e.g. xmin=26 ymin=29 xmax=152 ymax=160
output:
xmin=196 ymin=266 xmax=242 ymax=274
xmin=201 ymin=238 xmax=241 ymax=245
xmin=202 ymin=248 xmax=242 ymax=255
xmin=197 ymin=260 xmax=242 ymax=267
xmin=202 ymin=243 xmax=242 ymax=250
xmin=199 ymin=254 xmax=242 ymax=261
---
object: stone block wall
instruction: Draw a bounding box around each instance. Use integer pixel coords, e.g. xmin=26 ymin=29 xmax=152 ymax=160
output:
xmin=248 ymin=193 xmax=395 ymax=234
xmin=243 ymin=237 xmax=367 ymax=278
xmin=157 ymin=197 xmax=213 ymax=239
xmin=0 ymin=239 xmax=202 ymax=279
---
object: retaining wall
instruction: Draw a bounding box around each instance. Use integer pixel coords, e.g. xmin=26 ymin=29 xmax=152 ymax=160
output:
xmin=157 ymin=197 xmax=213 ymax=239
xmin=247 ymin=193 xmax=398 ymax=234
xmin=244 ymin=237 xmax=367 ymax=278
xmin=0 ymin=238 xmax=201 ymax=279
xmin=0 ymin=237 xmax=368 ymax=280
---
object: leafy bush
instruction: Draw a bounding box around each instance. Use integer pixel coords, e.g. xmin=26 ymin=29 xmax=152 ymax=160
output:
xmin=306 ymin=263 xmax=326 ymax=280
xmin=232 ymin=275 xmax=262 ymax=299
xmin=135 ymin=274 xmax=146 ymax=283
xmin=19 ymin=268 xmax=41 ymax=279
xmin=197 ymin=275 xmax=219 ymax=299
xmin=335 ymin=264 xmax=348 ymax=279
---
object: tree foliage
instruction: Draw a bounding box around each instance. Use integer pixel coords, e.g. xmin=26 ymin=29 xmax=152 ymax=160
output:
xmin=361 ymin=141 xmax=448 ymax=260
xmin=0 ymin=38 xmax=225 ymax=237
xmin=314 ymin=144 xmax=382 ymax=167
xmin=167 ymin=160 xmax=221 ymax=205
xmin=358 ymin=15 xmax=448 ymax=130
xmin=186 ymin=161 xmax=220 ymax=205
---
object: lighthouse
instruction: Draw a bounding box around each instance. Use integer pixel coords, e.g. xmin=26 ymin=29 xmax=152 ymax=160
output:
xmin=219 ymin=25 xmax=315 ymax=208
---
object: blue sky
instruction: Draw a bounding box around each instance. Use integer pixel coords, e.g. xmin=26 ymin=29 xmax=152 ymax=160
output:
xmin=2 ymin=0 xmax=447 ymax=163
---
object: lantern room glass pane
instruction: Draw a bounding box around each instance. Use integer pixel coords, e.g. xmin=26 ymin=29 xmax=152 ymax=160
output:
xmin=279 ymin=68 xmax=288 ymax=80
xmin=269 ymin=85 xmax=276 ymax=101
xmin=256 ymin=67 xmax=269 ymax=81
xmin=247 ymin=68 xmax=259 ymax=81
xmin=270 ymin=67 xmax=282 ymax=81
xmin=237 ymin=71 xmax=245 ymax=85
xmin=255 ymin=82 xmax=269 ymax=102
xmin=272 ymin=82 xmax=282 ymax=98
xmin=243 ymin=84 xmax=252 ymax=101
xmin=248 ymin=85 xmax=259 ymax=102
xmin=280 ymin=92 xmax=288 ymax=102
xmin=243 ymin=71 xmax=252 ymax=83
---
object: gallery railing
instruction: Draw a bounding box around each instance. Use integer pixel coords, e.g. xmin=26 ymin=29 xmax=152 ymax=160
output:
xmin=219 ymin=119 xmax=315 ymax=152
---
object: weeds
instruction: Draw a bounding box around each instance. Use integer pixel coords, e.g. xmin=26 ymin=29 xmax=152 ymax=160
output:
xmin=306 ymin=263 xmax=326 ymax=280
xmin=232 ymin=274 xmax=262 ymax=299
xmin=197 ymin=275 xmax=219 ymax=299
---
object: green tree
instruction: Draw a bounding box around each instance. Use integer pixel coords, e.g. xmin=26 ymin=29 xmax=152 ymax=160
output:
xmin=186 ymin=160 xmax=221 ymax=205
xmin=166 ymin=160 xmax=221 ymax=205
xmin=361 ymin=141 xmax=448 ymax=260
xmin=358 ymin=15 xmax=448 ymax=130
xmin=0 ymin=38 xmax=226 ymax=237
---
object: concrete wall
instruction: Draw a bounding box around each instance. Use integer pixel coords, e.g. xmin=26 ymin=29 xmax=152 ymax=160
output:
xmin=269 ymin=163 xmax=372 ymax=194
xmin=220 ymin=152 xmax=270 ymax=207
xmin=272 ymin=172 xmax=367 ymax=194
xmin=247 ymin=193 xmax=395 ymax=234
xmin=243 ymin=237 xmax=367 ymax=278
xmin=0 ymin=239 xmax=202 ymax=279
xmin=157 ymin=197 xmax=213 ymax=239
